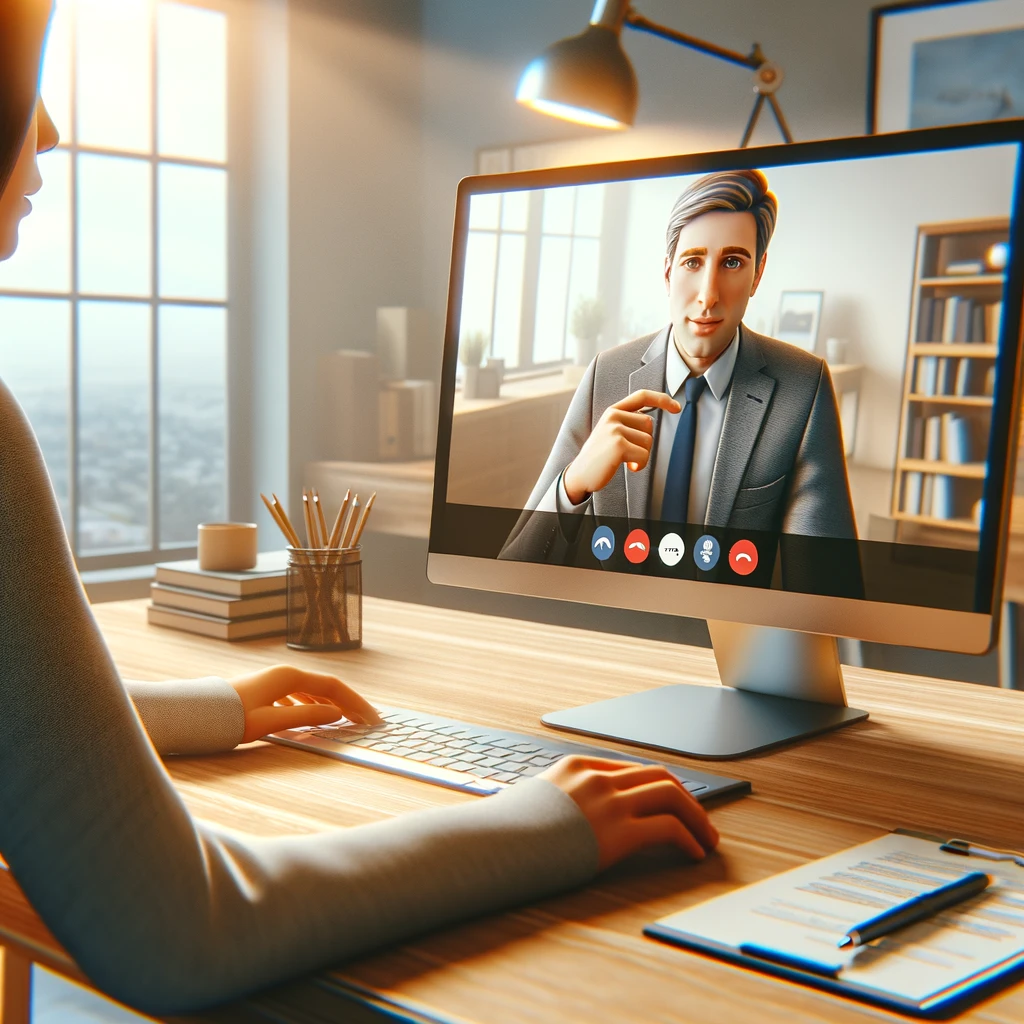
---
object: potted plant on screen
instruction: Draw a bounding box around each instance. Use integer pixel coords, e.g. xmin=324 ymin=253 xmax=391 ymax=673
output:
xmin=565 ymin=296 xmax=605 ymax=385
xmin=460 ymin=331 xmax=500 ymax=399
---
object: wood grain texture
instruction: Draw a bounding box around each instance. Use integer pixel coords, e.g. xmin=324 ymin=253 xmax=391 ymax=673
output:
xmin=3 ymin=598 xmax=1023 ymax=1023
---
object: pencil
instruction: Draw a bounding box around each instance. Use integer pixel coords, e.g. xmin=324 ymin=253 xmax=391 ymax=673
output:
xmin=270 ymin=493 xmax=302 ymax=549
xmin=327 ymin=489 xmax=351 ymax=549
xmin=341 ymin=496 xmax=360 ymax=549
xmin=260 ymin=492 xmax=293 ymax=546
xmin=350 ymin=491 xmax=377 ymax=547
xmin=303 ymin=490 xmax=321 ymax=548
xmin=312 ymin=489 xmax=329 ymax=547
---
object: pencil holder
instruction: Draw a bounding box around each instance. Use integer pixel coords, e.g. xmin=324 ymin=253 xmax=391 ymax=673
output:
xmin=286 ymin=547 xmax=362 ymax=651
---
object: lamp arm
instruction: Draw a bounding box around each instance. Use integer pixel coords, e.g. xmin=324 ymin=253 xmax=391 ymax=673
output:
xmin=624 ymin=10 xmax=758 ymax=70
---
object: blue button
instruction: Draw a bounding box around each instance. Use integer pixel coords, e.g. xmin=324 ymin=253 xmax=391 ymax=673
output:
xmin=693 ymin=534 xmax=720 ymax=570
xmin=591 ymin=525 xmax=615 ymax=561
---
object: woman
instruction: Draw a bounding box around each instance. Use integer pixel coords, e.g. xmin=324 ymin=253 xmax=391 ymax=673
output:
xmin=0 ymin=1 xmax=718 ymax=1014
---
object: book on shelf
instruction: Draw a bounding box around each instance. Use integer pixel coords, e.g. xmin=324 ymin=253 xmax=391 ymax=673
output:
xmin=944 ymin=258 xmax=985 ymax=275
xmin=942 ymin=412 xmax=972 ymax=464
xmin=924 ymin=415 xmax=942 ymax=460
xmin=907 ymin=415 xmax=925 ymax=459
xmin=916 ymin=296 xmax=935 ymax=343
xmin=903 ymin=471 xmax=923 ymax=515
xmin=150 ymin=582 xmax=287 ymax=619
xmin=154 ymin=550 xmax=288 ymax=597
xmin=915 ymin=355 xmax=939 ymax=395
xmin=970 ymin=302 xmax=985 ymax=343
xmin=921 ymin=473 xmax=934 ymax=515
xmin=954 ymin=358 xmax=971 ymax=396
xmin=147 ymin=605 xmax=287 ymax=642
xmin=941 ymin=297 xmax=958 ymax=343
xmin=985 ymin=301 xmax=1003 ymax=345
xmin=931 ymin=474 xmax=954 ymax=519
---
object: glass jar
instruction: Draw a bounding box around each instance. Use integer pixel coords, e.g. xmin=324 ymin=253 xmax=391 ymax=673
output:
xmin=286 ymin=547 xmax=362 ymax=651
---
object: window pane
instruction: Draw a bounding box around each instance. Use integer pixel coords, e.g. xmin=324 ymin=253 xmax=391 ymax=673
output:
xmin=533 ymin=236 xmax=571 ymax=364
xmin=0 ymin=150 xmax=71 ymax=292
xmin=78 ymin=154 xmax=151 ymax=296
xmin=458 ymin=231 xmax=497 ymax=362
xmin=542 ymin=187 xmax=574 ymax=235
xmin=468 ymin=194 xmax=499 ymax=230
xmin=565 ymin=238 xmax=600 ymax=364
xmin=575 ymin=184 xmax=604 ymax=237
xmin=501 ymin=191 xmax=528 ymax=232
xmin=76 ymin=0 xmax=152 ymax=153
xmin=492 ymin=233 xmax=525 ymax=368
xmin=158 ymin=4 xmax=227 ymax=162
xmin=78 ymin=301 xmax=150 ymax=553
xmin=0 ymin=298 xmax=71 ymax=526
xmin=158 ymin=164 xmax=226 ymax=299
xmin=159 ymin=305 xmax=226 ymax=545
xmin=40 ymin=0 xmax=73 ymax=143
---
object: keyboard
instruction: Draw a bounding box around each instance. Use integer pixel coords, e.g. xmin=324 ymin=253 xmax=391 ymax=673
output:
xmin=269 ymin=706 xmax=751 ymax=801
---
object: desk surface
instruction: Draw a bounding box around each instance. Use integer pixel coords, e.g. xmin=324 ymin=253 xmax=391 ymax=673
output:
xmin=3 ymin=598 xmax=1023 ymax=1023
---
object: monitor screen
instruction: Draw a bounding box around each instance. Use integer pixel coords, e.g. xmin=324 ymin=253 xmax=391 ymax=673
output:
xmin=428 ymin=125 xmax=1024 ymax=653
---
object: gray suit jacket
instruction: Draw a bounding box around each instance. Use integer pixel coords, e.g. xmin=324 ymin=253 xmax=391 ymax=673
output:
xmin=502 ymin=323 xmax=856 ymax=562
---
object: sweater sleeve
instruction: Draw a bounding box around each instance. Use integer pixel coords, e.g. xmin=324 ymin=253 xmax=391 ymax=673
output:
xmin=123 ymin=677 xmax=245 ymax=755
xmin=0 ymin=379 xmax=600 ymax=1017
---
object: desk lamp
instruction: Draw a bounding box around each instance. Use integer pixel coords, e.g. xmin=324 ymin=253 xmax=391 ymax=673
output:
xmin=516 ymin=0 xmax=794 ymax=147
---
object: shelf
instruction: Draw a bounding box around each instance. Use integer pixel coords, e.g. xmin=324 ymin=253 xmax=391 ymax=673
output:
xmin=919 ymin=274 xmax=1005 ymax=287
xmin=892 ymin=511 xmax=979 ymax=532
xmin=910 ymin=343 xmax=997 ymax=357
xmin=907 ymin=393 xmax=993 ymax=407
xmin=898 ymin=459 xmax=986 ymax=479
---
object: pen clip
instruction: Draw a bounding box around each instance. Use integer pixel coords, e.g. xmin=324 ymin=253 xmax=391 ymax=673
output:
xmin=738 ymin=943 xmax=842 ymax=979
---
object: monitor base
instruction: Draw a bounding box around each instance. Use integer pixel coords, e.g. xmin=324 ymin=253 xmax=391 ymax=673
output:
xmin=541 ymin=622 xmax=869 ymax=759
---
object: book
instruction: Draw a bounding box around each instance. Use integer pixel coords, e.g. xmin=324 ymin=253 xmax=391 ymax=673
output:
xmin=937 ymin=356 xmax=955 ymax=395
xmin=916 ymin=355 xmax=938 ymax=395
xmin=941 ymin=296 xmax=958 ymax=343
xmin=915 ymin=296 xmax=934 ymax=343
xmin=147 ymin=604 xmax=287 ymax=641
xmin=985 ymin=301 xmax=1003 ymax=345
xmin=931 ymin=474 xmax=954 ymax=519
xmin=924 ymin=415 xmax=941 ymax=460
xmin=922 ymin=474 xmax=934 ymax=516
xmin=944 ymin=258 xmax=985 ymax=275
xmin=150 ymin=582 xmax=287 ymax=619
xmin=154 ymin=550 xmax=289 ymax=597
xmin=943 ymin=413 xmax=971 ymax=464
xmin=907 ymin=415 xmax=925 ymax=459
xmin=929 ymin=297 xmax=946 ymax=342
xmin=953 ymin=297 xmax=972 ymax=343
xmin=970 ymin=302 xmax=985 ymax=343
xmin=954 ymin=358 xmax=972 ymax=396
xmin=903 ymin=471 xmax=923 ymax=515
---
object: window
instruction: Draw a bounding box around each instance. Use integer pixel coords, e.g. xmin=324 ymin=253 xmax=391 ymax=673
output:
xmin=458 ymin=183 xmax=606 ymax=372
xmin=0 ymin=0 xmax=228 ymax=570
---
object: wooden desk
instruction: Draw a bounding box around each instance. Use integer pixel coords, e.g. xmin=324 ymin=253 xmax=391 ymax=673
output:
xmin=1 ymin=598 xmax=1022 ymax=1023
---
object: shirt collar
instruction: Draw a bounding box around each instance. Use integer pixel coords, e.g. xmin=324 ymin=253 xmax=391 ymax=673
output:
xmin=665 ymin=325 xmax=740 ymax=402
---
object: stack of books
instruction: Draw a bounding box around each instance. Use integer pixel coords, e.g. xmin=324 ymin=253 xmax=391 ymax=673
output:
xmin=147 ymin=550 xmax=289 ymax=641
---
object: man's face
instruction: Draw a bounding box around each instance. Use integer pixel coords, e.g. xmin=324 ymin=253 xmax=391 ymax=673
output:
xmin=664 ymin=209 xmax=766 ymax=366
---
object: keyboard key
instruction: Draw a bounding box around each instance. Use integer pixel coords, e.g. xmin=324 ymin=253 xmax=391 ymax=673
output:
xmin=455 ymin=752 xmax=484 ymax=763
xmin=529 ymin=755 xmax=558 ymax=767
xmin=478 ymin=757 xmax=504 ymax=768
xmin=493 ymin=771 xmax=521 ymax=783
xmin=519 ymin=765 xmax=546 ymax=777
xmin=428 ymin=756 xmax=456 ymax=767
xmin=448 ymin=761 xmax=479 ymax=773
xmin=467 ymin=744 xmax=492 ymax=754
xmin=408 ymin=751 xmax=435 ymax=762
xmin=497 ymin=760 xmax=526 ymax=773
xmin=511 ymin=743 xmax=541 ymax=753
xmin=469 ymin=766 xmax=498 ymax=778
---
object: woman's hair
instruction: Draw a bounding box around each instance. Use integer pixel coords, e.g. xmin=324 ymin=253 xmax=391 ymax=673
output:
xmin=665 ymin=169 xmax=778 ymax=267
xmin=0 ymin=0 xmax=50 ymax=199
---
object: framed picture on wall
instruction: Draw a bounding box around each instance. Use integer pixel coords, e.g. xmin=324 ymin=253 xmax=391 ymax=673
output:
xmin=775 ymin=291 xmax=823 ymax=352
xmin=869 ymin=0 xmax=1024 ymax=134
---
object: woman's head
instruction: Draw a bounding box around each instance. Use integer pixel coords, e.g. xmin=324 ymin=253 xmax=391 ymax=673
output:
xmin=0 ymin=0 xmax=58 ymax=261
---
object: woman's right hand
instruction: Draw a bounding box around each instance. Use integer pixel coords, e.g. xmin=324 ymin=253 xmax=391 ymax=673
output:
xmin=539 ymin=755 xmax=719 ymax=871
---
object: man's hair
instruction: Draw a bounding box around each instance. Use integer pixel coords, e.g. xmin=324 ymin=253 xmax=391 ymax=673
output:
xmin=665 ymin=169 xmax=778 ymax=267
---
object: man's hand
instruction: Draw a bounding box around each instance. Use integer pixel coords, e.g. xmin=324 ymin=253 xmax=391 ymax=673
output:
xmin=227 ymin=665 xmax=383 ymax=744
xmin=562 ymin=390 xmax=681 ymax=505
xmin=540 ymin=755 xmax=719 ymax=870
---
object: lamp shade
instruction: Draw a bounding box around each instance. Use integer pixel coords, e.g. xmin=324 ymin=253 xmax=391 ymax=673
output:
xmin=516 ymin=25 xmax=638 ymax=130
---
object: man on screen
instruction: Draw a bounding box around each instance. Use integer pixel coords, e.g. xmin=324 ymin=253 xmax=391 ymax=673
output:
xmin=501 ymin=168 xmax=856 ymax=562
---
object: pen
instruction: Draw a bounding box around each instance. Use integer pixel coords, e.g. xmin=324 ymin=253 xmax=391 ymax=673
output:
xmin=941 ymin=838 xmax=1024 ymax=869
xmin=837 ymin=871 xmax=990 ymax=948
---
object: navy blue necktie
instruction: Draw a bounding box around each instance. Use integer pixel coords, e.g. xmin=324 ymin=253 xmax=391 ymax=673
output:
xmin=661 ymin=375 xmax=707 ymax=525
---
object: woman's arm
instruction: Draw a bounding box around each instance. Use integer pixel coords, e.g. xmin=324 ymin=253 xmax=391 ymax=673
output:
xmin=0 ymin=380 xmax=599 ymax=1015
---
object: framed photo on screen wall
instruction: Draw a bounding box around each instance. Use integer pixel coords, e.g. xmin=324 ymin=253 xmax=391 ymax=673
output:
xmin=869 ymin=0 xmax=1024 ymax=133
xmin=775 ymin=290 xmax=823 ymax=352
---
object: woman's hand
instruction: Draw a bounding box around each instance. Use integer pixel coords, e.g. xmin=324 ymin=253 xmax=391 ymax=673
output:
xmin=226 ymin=665 xmax=382 ymax=744
xmin=540 ymin=755 xmax=719 ymax=871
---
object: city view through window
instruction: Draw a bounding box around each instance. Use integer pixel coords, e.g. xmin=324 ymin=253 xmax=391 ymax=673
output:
xmin=0 ymin=0 xmax=228 ymax=566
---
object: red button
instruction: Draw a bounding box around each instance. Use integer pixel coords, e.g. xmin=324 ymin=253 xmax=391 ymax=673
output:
xmin=624 ymin=529 xmax=651 ymax=564
xmin=728 ymin=539 xmax=758 ymax=575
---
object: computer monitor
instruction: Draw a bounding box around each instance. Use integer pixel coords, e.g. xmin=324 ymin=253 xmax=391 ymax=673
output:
xmin=427 ymin=122 xmax=1024 ymax=759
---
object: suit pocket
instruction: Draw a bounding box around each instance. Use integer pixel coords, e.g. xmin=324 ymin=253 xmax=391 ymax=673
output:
xmin=733 ymin=474 xmax=787 ymax=511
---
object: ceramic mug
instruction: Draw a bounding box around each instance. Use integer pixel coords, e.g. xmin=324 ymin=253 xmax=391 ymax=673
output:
xmin=197 ymin=522 xmax=258 ymax=571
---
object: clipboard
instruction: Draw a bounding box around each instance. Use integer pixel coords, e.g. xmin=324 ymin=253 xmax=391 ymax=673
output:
xmin=644 ymin=832 xmax=1024 ymax=1018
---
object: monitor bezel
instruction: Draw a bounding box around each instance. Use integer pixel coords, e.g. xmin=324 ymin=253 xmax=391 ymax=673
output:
xmin=428 ymin=121 xmax=1024 ymax=654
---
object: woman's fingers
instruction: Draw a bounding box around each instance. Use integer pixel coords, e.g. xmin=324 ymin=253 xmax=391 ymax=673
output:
xmin=250 ymin=666 xmax=382 ymax=724
xmin=617 ymin=813 xmax=708 ymax=862
xmin=243 ymin=702 xmax=345 ymax=743
xmin=620 ymin=778 xmax=720 ymax=851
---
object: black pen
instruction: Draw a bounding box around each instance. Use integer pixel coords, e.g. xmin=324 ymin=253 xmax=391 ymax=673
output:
xmin=837 ymin=871 xmax=991 ymax=949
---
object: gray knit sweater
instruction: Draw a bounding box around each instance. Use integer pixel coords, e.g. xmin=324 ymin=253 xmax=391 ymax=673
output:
xmin=0 ymin=379 xmax=599 ymax=1016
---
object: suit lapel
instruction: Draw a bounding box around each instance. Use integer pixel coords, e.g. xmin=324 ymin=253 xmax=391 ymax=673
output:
xmin=705 ymin=326 xmax=777 ymax=526
xmin=625 ymin=327 xmax=670 ymax=519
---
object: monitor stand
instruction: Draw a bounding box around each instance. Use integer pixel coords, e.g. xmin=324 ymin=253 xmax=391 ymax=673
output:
xmin=541 ymin=620 xmax=869 ymax=760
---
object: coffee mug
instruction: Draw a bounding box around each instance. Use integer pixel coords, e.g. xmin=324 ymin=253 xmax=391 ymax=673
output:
xmin=198 ymin=522 xmax=258 ymax=571
xmin=825 ymin=337 xmax=847 ymax=365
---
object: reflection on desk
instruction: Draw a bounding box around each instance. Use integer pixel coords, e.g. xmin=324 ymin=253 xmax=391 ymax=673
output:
xmin=0 ymin=598 xmax=1021 ymax=1023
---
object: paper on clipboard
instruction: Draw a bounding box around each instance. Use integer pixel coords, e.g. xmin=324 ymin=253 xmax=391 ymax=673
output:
xmin=647 ymin=833 xmax=1024 ymax=1011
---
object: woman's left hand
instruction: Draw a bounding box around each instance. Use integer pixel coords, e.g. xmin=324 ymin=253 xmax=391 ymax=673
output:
xmin=227 ymin=664 xmax=383 ymax=743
